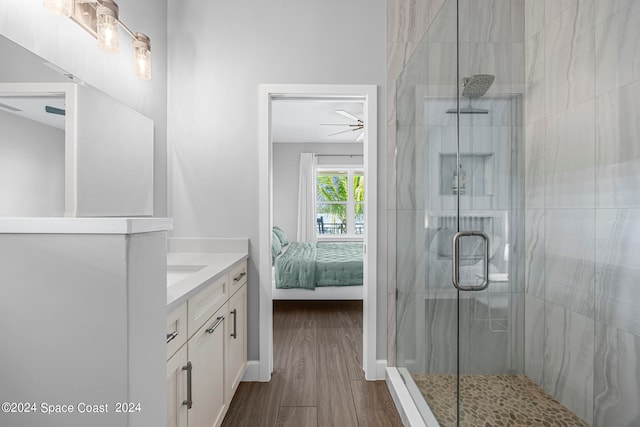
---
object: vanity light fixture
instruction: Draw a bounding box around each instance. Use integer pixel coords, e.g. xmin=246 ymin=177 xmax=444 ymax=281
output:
xmin=43 ymin=0 xmax=74 ymax=17
xmin=96 ymin=0 xmax=119 ymax=54
xmin=43 ymin=0 xmax=152 ymax=80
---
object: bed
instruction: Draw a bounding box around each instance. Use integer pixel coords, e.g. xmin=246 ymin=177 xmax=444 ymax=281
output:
xmin=271 ymin=232 xmax=364 ymax=300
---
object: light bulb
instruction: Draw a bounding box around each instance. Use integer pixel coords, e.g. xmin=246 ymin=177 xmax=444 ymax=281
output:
xmin=133 ymin=33 xmax=151 ymax=80
xmin=97 ymin=1 xmax=119 ymax=54
xmin=43 ymin=0 xmax=74 ymax=17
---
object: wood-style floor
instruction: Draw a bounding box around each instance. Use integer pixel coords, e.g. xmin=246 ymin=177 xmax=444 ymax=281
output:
xmin=222 ymin=300 xmax=403 ymax=427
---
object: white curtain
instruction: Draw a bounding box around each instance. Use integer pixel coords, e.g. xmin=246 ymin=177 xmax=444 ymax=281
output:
xmin=296 ymin=153 xmax=317 ymax=242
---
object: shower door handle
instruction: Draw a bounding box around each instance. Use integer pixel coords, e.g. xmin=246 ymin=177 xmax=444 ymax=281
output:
xmin=452 ymin=231 xmax=490 ymax=291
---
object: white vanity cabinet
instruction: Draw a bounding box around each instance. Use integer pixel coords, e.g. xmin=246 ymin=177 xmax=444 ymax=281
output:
xmin=166 ymin=258 xmax=248 ymax=427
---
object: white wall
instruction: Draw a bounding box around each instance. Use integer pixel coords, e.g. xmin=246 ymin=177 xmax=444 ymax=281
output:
xmin=0 ymin=0 xmax=168 ymax=216
xmin=168 ymin=0 xmax=387 ymax=360
xmin=273 ymin=143 xmax=364 ymax=241
xmin=0 ymin=110 xmax=65 ymax=216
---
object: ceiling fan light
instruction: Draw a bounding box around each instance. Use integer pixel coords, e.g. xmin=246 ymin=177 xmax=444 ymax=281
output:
xmin=133 ymin=32 xmax=151 ymax=80
xmin=43 ymin=0 xmax=74 ymax=17
xmin=97 ymin=0 xmax=119 ymax=54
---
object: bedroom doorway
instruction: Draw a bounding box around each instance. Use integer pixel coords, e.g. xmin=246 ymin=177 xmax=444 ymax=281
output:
xmin=258 ymin=84 xmax=378 ymax=381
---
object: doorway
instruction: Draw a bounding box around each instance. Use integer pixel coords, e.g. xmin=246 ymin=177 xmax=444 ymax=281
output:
xmin=258 ymin=84 xmax=378 ymax=381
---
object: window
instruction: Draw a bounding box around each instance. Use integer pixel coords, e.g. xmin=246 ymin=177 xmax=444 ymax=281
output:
xmin=316 ymin=168 xmax=364 ymax=236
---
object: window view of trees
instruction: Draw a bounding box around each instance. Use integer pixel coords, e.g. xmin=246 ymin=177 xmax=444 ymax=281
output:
xmin=316 ymin=169 xmax=364 ymax=235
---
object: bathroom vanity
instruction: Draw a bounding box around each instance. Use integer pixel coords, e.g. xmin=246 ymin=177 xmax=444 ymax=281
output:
xmin=165 ymin=238 xmax=248 ymax=427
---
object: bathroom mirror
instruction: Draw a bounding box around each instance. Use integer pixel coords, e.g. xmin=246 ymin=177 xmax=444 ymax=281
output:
xmin=0 ymin=35 xmax=154 ymax=217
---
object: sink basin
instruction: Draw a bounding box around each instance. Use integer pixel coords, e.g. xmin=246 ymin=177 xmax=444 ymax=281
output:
xmin=167 ymin=264 xmax=207 ymax=286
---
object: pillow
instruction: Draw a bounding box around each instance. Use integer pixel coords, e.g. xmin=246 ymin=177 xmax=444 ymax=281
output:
xmin=272 ymin=226 xmax=289 ymax=247
xmin=272 ymin=230 xmax=283 ymax=265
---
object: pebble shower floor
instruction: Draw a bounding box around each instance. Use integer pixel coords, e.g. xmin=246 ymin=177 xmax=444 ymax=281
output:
xmin=413 ymin=374 xmax=590 ymax=427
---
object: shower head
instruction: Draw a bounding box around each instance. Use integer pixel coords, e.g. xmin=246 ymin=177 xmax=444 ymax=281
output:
xmin=445 ymin=74 xmax=495 ymax=114
xmin=461 ymin=74 xmax=495 ymax=98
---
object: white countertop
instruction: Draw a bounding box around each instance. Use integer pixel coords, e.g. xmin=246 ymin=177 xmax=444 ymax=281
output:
xmin=166 ymin=251 xmax=248 ymax=310
xmin=0 ymin=217 xmax=173 ymax=234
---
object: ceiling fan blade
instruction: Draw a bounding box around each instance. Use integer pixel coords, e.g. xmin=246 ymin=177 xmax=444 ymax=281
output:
xmin=356 ymin=131 xmax=364 ymax=142
xmin=45 ymin=105 xmax=66 ymax=116
xmin=335 ymin=110 xmax=361 ymax=122
xmin=319 ymin=123 xmax=357 ymax=126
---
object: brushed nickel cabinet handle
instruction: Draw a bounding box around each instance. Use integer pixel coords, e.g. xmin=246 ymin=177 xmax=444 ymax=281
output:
xmin=182 ymin=362 xmax=192 ymax=409
xmin=231 ymin=309 xmax=237 ymax=339
xmin=206 ymin=316 xmax=225 ymax=334
xmin=166 ymin=331 xmax=179 ymax=344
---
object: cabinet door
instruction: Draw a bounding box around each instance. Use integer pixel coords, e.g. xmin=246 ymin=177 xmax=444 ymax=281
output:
xmin=226 ymin=283 xmax=247 ymax=401
xmin=167 ymin=345 xmax=188 ymax=427
xmin=188 ymin=305 xmax=227 ymax=427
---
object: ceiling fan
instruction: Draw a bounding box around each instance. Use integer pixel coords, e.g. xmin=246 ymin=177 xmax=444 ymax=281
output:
xmin=320 ymin=110 xmax=364 ymax=142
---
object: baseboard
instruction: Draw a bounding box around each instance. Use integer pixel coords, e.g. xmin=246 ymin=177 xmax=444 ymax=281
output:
xmin=241 ymin=360 xmax=261 ymax=382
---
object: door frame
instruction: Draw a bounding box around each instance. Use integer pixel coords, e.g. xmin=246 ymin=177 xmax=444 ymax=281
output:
xmin=258 ymin=84 xmax=378 ymax=381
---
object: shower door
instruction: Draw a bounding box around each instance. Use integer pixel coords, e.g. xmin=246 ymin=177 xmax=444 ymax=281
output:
xmin=395 ymin=0 xmax=524 ymax=425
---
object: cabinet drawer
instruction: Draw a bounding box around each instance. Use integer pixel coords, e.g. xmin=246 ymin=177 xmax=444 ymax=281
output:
xmin=188 ymin=274 xmax=228 ymax=339
xmin=167 ymin=302 xmax=187 ymax=361
xmin=229 ymin=260 xmax=247 ymax=296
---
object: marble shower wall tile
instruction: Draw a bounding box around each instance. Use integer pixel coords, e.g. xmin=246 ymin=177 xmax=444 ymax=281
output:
xmin=524 ymin=209 xmax=544 ymax=298
xmin=544 ymin=209 xmax=595 ymax=317
xmin=388 ymin=0 xmax=434 ymax=43
xmin=511 ymin=0 xmax=525 ymax=43
xmin=388 ymin=41 xmax=422 ymax=125
xmin=525 ymin=31 xmax=545 ymax=124
xmin=468 ymin=0 xmax=514 ymax=43
xmin=544 ymin=0 xmax=595 ymax=53
xmin=594 ymin=1 xmax=640 ymax=95
xmin=594 ymin=0 xmax=635 ymax=24
xmin=525 ymin=0 xmax=545 ymax=39
xmin=524 ymin=120 xmax=545 ymax=208
xmin=396 ymin=209 xmax=428 ymax=295
xmin=543 ymin=303 xmax=595 ymax=424
xmin=426 ymin=297 xmax=459 ymax=374
xmin=462 ymin=294 xmax=512 ymax=374
xmin=396 ymin=125 xmax=427 ymax=210
xmin=595 ymin=81 xmax=640 ymax=208
xmin=594 ymin=322 xmax=640 ymax=427
xmin=544 ymin=30 xmax=595 ymax=116
xmin=545 ymin=101 xmax=596 ymax=209
xmin=388 ymin=0 xmax=448 ymax=372
xmin=544 ymin=0 xmax=583 ymax=24
xmin=595 ymin=209 xmax=640 ymax=336
xmin=387 ymin=290 xmax=397 ymax=367
xmin=395 ymin=290 xmax=419 ymax=368
xmin=525 ymin=294 xmax=545 ymax=386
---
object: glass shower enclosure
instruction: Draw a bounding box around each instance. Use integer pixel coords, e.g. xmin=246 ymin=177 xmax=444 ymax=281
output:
xmin=395 ymin=0 xmax=526 ymax=424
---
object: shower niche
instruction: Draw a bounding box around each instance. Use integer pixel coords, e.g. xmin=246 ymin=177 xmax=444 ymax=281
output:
xmin=426 ymin=95 xmax=518 ymax=213
xmin=439 ymin=152 xmax=495 ymax=197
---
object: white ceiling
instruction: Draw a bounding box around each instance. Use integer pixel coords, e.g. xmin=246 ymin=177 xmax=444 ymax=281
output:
xmin=271 ymin=97 xmax=364 ymax=143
